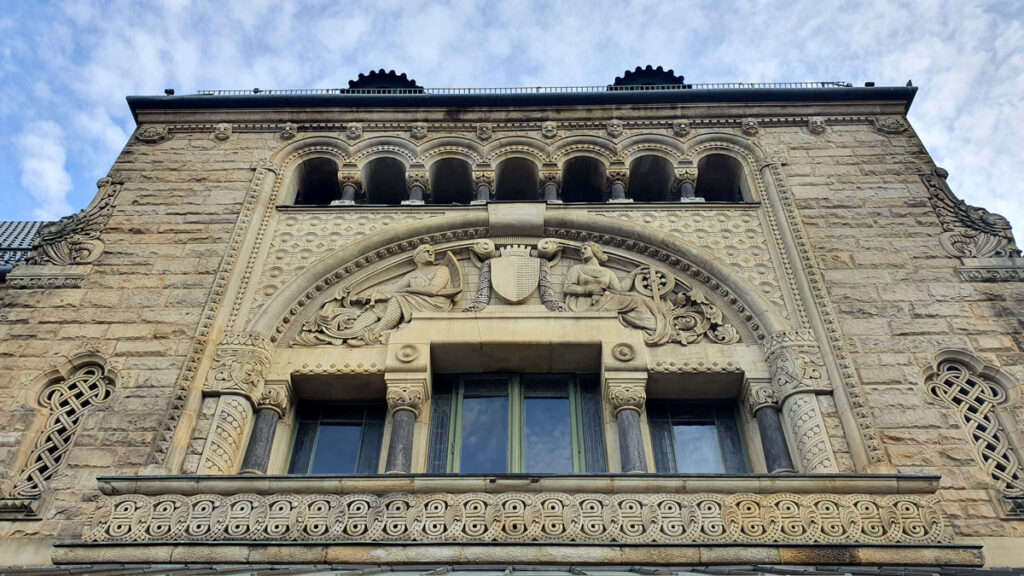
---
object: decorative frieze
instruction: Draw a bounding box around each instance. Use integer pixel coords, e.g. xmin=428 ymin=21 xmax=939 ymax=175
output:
xmin=83 ymin=491 xmax=949 ymax=545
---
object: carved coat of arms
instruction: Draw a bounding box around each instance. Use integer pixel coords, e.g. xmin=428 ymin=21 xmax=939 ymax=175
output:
xmin=490 ymin=246 xmax=540 ymax=303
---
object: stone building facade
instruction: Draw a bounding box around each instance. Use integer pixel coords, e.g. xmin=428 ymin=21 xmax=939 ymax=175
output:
xmin=1 ymin=67 xmax=1022 ymax=570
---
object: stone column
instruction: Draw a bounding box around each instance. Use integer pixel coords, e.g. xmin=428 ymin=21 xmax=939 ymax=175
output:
xmin=198 ymin=333 xmax=273 ymax=475
xmin=335 ymin=169 xmax=361 ymax=204
xmin=745 ymin=378 xmax=795 ymax=473
xmin=239 ymin=382 xmax=291 ymax=474
xmin=607 ymin=165 xmax=629 ymax=202
xmin=674 ymin=167 xmax=698 ymax=200
xmin=765 ymin=331 xmax=838 ymax=473
xmin=606 ymin=373 xmax=648 ymax=473
xmin=472 ymin=170 xmax=494 ymax=203
xmin=404 ymin=170 xmax=428 ymax=205
xmin=385 ymin=376 xmax=427 ymax=473
xmin=541 ymin=166 xmax=561 ymax=202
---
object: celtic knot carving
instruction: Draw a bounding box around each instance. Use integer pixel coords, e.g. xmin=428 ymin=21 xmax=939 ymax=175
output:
xmin=923 ymin=167 xmax=1020 ymax=258
xmin=205 ymin=332 xmax=273 ymax=400
xmin=83 ymin=491 xmax=949 ymax=545
xmin=926 ymin=360 xmax=1024 ymax=497
xmin=12 ymin=364 xmax=116 ymax=498
xmin=28 ymin=178 xmax=121 ymax=266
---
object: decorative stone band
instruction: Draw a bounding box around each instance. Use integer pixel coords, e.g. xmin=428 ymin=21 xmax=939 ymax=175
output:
xmin=82 ymin=491 xmax=949 ymax=545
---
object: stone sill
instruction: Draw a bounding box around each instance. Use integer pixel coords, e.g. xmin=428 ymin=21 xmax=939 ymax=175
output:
xmin=98 ymin=473 xmax=939 ymax=497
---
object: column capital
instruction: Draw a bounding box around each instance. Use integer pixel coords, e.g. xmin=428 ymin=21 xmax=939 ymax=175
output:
xmin=385 ymin=377 xmax=428 ymax=416
xmin=204 ymin=332 xmax=273 ymax=404
xmin=256 ymin=381 xmax=293 ymax=416
xmin=743 ymin=378 xmax=778 ymax=416
xmin=605 ymin=372 xmax=647 ymax=415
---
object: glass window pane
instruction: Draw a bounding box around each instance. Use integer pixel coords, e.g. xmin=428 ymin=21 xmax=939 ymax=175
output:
xmin=310 ymin=424 xmax=362 ymax=474
xmin=672 ymin=424 xmax=726 ymax=473
xmin=459 ymin=396 xmax=508 ymax=473
xmin=524 ymin=397 xmax=573 ymax=473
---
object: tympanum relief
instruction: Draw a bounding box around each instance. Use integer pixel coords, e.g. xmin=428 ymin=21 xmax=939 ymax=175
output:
xmin=293 ymin=240 xmax=740 ymax=348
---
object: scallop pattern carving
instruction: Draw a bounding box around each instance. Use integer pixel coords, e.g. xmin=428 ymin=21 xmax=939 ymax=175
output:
xmin=593 ymin=210 xmax=788 ymax=318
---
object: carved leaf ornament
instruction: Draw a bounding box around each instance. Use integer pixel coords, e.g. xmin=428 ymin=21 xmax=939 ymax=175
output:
xmin=923 ymin=168 xmax=1021 ymax=259
xmin=29 ymin=179 xmax=121 ymax=266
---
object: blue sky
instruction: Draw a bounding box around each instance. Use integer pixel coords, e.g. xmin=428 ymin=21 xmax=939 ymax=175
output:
xmin=1 ymin=0 xmax=1022 ymax=235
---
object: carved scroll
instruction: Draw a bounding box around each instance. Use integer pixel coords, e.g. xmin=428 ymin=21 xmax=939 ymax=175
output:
xmin=29 ymin=178 xmax=122 ymax=266
xmin=923 ymin=167 xmax=1020 ymax=258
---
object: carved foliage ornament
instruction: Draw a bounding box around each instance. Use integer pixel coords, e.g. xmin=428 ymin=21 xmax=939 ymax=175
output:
xmin=386 ymin=381 xmax=427 ymax=416
xmin=923 ymin=167 xmax=1021 ymax=258
xmin=205 ymin=332 xmax=273 ymax=400
xmin=764 ymin=330 xmax=829 ymax=400
xmin=85 ymin=491 xmax=950 ymax=545
xmin=12 ymin=364 xmax=116 ymax=498
xmin=29 ymin=178 xmax=122 ymax=266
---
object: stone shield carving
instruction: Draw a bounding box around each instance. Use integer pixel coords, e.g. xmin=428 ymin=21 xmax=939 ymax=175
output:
xmin=491 ymin=253 xmax=540 ymax=303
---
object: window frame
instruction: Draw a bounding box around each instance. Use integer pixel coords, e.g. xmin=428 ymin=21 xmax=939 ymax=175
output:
xmin=287 ymin=402 xmax=386 ymax=475
xmin=647 ymin=400 xmax=749 ymax=474
xmin=429 ymin=373 xmax=605 ymax=474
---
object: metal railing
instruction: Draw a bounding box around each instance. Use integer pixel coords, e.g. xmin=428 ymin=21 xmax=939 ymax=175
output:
xmin=194 ymin=81 xmax=853 ymax=97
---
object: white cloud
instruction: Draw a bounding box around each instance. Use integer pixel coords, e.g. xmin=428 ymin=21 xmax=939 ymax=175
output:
xmin=15 ymin=121 xmax=73 ymax=221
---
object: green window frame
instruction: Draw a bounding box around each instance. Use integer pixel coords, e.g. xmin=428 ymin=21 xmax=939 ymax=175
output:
xmin=428 ymin=374 xmax=606 ymax=474
xmin=288 ymin=403 xmax=385 ymax=475
xmin=648 ymin=400 xmax=748 ymax=474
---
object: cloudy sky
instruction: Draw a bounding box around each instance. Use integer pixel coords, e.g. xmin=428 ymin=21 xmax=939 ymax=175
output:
xmin=1 ymin=0 xmax=1022 ymax=235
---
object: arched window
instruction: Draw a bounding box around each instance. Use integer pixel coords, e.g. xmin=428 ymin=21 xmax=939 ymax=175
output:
xmin=561 ymin=157 xmax=606 ymax=203
xmin=695 ymin=154 xmax=747 ymax=202
xmin=363 ymin=157 xmax=407 ymax=204
xmin=626 ymin=155 xmax=674 ymax=202
xmin=926 ymin=357 xmax=1024 ymax=504
xmin=495 ymin=158 xmax=539 ymax=201
xmin=429 ymin=158 xmax=474 ymax=204
xmin=293 ymin=157 xmax=342 ymax=205
xmin=12 ymin=362 xmax=117 ymax=498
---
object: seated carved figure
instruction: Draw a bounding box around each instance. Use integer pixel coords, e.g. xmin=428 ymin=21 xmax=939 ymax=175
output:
xmin=296 ymin=244 xmax=461 ymax=346
xmin=563 ymin=242 xmax=661 ymax=337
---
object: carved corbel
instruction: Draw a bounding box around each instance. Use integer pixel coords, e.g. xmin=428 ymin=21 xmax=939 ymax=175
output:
xmin=28 ymin=178 xmax=122 ymax=266
xmin=204 ymin=332 xmax=274 ymax=403
xmin=741 ymin=118 xmax=760 ymax=136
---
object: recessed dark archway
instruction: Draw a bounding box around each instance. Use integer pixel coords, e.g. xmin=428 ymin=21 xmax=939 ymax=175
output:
xmin=363 ymin=157 xmax=407 ymax=204
xmin=626 ymin=155 xmax=674 ymax=202
xmin=294 ymin=157 xmax=342 ymax=205
xmin=561 ymin=157 xmax=606 ymax=203
xmin=430 ymin=158 xmax=474 ymax=204
xmin=696 ymin=154 xmax=747 ymax=202
xmin=495 ymin=158 xmax=539 ymax=201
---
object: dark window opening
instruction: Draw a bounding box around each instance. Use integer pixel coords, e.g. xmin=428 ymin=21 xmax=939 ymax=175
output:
xmin=626 ymin=155 xmax=674 ymax=202
xmin=428 ymin=373 xmax=606 ymax=474
xmin=695 ymin=154 xmax=746 ymax=202
xmin=495 ymin=158 xmax=539 ymax=201
xmin=430 ymin=158 xmax=474 ymax=204
xmin=289 ymin=403 xmax=385 ymax=474
xmin=648 ymin=401 xmax=747 ymax=474
xmin=363 ymin=157 xmax=407 ymax=204
xmin=294 ymin=157 xmax=342 ymax=205
xmin=561 ymin=157 xmax=606 ymax=202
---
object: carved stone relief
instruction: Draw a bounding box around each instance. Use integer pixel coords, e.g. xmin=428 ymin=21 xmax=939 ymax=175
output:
xmin=463 ymin=239 xmax=565 ymax=311
xmin=205 ymin=332 xmax=273 ymax=400
xmin=85 ymin=491 xmax=950 ymax=545
xmin=295 ymin=245 xmax=462 ymax=346
xmin=29 ymin=178 xmax=122 ymax=266
xmin=923 ymin=167 xmax=1020 ymax=259
xmin=592 ymin=209 xmax=789 ymax=319
xmin=197 ymin=395 xmax=253 ymax=475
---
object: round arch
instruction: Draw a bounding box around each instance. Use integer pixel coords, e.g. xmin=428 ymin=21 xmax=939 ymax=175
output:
xmin=619 ymin=134 xmax=688 ymax=166
xmin=549 ymin=137 xmax=617 ymax=168
xmin=417 ymin=137 xmax=485 ymax=167
xmin=272 ymin=137 xmax=350 ymax=205
xmin=685 ymin=134 xmax=766 ymax=202
xmin=349 ymin=137 xmax=418 ymax=167
xmin=248 ymin=211 xmax=788 ymax=344
xmin=484 ymin=136 xmax=549 ymax=167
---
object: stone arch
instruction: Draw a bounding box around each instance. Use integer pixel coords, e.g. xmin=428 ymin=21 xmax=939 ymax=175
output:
xmin=349 ymin=137 xmax=418 ymax=167
xmin=549 ymin=137 xmax=617 ymax=168
xmin=484 ymin=137 xmax=549 ymax=167
xmin=619 ymin=134 xmax=688 ymax=166
xmin=417 ymin=137 xmax=485 ymax=167
xmin=247 ymin=210 xmax=787 ymax=344
xmin=271 ymin=137 xmax=350 ymax=205
xmin=685 ymin=134 xmax=765 ymax=202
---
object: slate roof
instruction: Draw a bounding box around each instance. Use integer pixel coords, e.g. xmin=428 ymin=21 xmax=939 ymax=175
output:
xmin=0 ymin=221 xmax=41 ymax=267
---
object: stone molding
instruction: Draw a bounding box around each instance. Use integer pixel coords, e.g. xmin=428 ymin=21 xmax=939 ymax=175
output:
xmin=204 ymin=332 xmax=274 ymax=401
xmin=956 ymin=261 xmax=1024 ymax=282
xmin=82 ymin=491 xmax=949 ymax=545
xmin=28 ymin=178 xmax=121 ymax=266
xmin=6 ymin=265 xmax=89 ymax=289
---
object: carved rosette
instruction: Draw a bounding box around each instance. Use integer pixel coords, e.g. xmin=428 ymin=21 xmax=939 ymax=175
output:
xmin=205 ymin=332 xmax=274 ymax=402
xmin=607 ymin=380 xmax=646 ymax=415
xmin=29 ymin=178 xmax=122 ymax=266
xmin=923 ymin=167 xmax=1020 ymax=259
xmin=386 ymin=380 xmax=427 ymax=416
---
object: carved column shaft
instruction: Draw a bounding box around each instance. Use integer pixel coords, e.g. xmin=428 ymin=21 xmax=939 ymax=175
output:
xmin=607 ymin=169 xmax=629 ymax=201
xmin=745 ymin=378 xmax=795 ymax=473
xmin=607 ymin=374 xmax=647 ymax=473
xmin=675 ymin=167 xmax=698 ymax=200
xmin=240 ymin=382 xmax=291 ymax=474
xmin=405 ymin=171 xmax=428 ymax=204
xmin=541 ymin=169 xmax=560 ymax=202
xmin=782 ymin=392 xmax=837 ymax=473
xmin=338 ymin=171 xmax=361 ymax=204
xmin=385 ymin=376 xmax=428 ymax=473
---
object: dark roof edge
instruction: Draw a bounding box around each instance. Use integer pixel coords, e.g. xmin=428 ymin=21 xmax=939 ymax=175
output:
xmin=127 ymin=86 xmax=918 ymax=122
